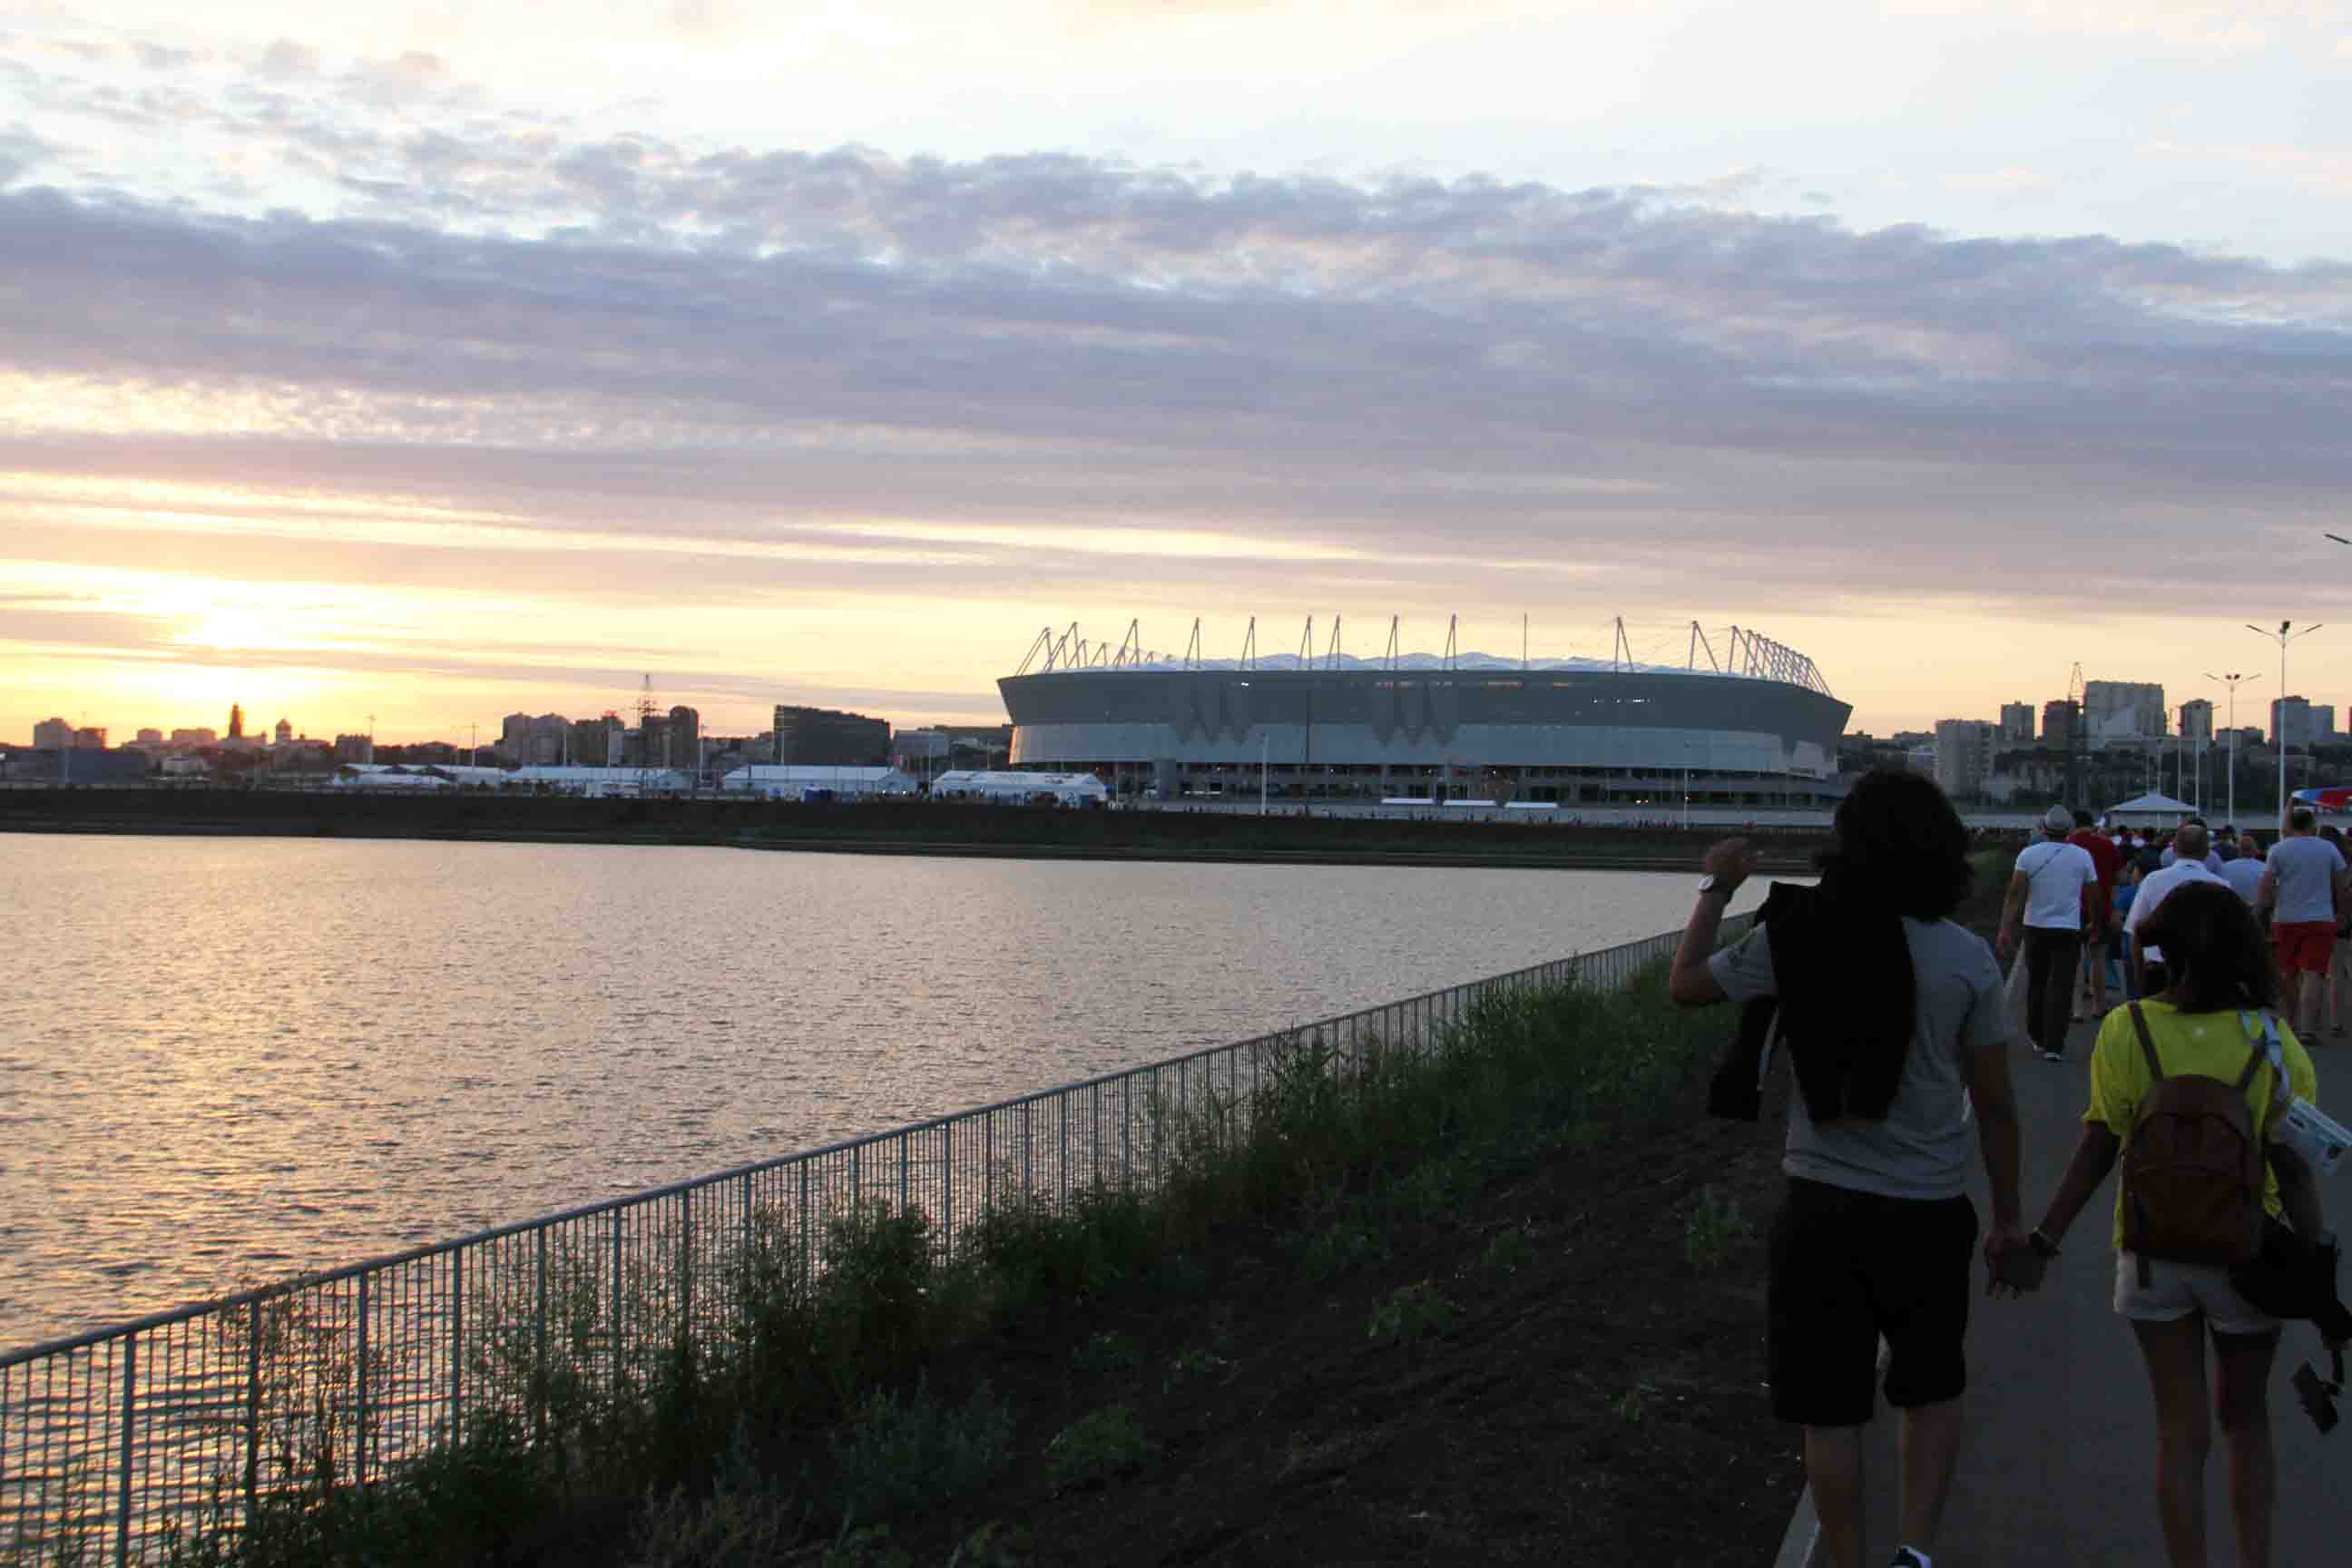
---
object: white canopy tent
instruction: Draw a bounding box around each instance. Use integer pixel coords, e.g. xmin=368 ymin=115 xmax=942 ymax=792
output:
xmin=332 ymin=765 xmax=454 ymax=791
xmin=928 ymin=769 xmax=1109 ymax=807
xmin=719 ymin=765 xmax=918 ymax=800
xmin=505 ymin=765 xmax=691 ymax=797
xmin=2102 ymin=791 xmax=2200 ymax=827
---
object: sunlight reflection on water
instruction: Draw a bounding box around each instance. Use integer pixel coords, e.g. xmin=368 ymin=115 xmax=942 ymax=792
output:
xmin=0 ymin=834 xmax=1774 ymax=1346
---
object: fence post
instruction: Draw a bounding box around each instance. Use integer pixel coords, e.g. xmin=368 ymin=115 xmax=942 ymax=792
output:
xmin=115 ymin=1333 xmax=135 ymax=1568
xmin=243 ymin=1298 xmax=262 ymax=1528
xmin=1059 ymin=1093 xmax=1071 ymax=1209
xmin=799 ymin=1161 xmax=813 ymax=1293
xmin=942 ymin=1121 xmax=955 ymax=1264
xmin=450 ymin=1250 xmax=464 ymax=1446
xmin=679 ymin=1190 xmax=693 ymax=1348
xmin=610 ymin=1211 xmax=624 ymax=1394
xmin=532 ymin=1230 xmax=547 ymax=1446
xmin=739 ymin=1171 xmax=755 ymax=1352
xmin=355 ymin=1274 xmax=371 ymax=1487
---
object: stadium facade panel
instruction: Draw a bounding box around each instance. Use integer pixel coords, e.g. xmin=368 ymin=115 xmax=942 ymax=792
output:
xmin=998 ymin=666 xmax=1852 ymax=803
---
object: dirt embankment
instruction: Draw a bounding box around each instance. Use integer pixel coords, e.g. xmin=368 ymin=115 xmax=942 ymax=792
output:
xmin=897 ymin=1101 xmax=1798 ymax=1566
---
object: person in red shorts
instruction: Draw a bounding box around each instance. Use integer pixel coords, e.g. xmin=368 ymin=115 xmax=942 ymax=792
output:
xmin=2256 ymin=808 xmax=2348 ymax=1039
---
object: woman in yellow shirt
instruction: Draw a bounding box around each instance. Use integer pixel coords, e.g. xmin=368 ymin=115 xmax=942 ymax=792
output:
xmin=2031 ymin=882 xmax=2326 ymax=1568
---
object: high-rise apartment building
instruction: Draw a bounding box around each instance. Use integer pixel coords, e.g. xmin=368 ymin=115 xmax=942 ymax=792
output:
xmin=73 ymin=727 xmax=106 ymax=750
xmin=2271 ymin=696 xmax=2313 ymax=750
xmin=1998 ymin=702 xmax=2035 ymax=742
xmin=2314 ymin=704 xmax=2337 ymax=744
xmin=134 ymin=729 xmax=162 ymax=748
xmin=772 ymin=704 xmax=890 ymax=766
xmin=2180 ymin=700 xmax=2213 ymax=743
xmin=2042 ymin=700 xmax=2079 ymax=747
xmin=169 ymin=728 xmax=217 ymax=746
xmin=333 ymin=733 xmax=375 ymax=763
xmin=667 ymin=706 xmax=701 ymax=771
xmin=632 ymin=712 xmax=671 ymax=769
xmin=500 ymin=712 xmax=571 ymax=765
xmin=570 ymin=714 xmax=625 ymax=766
xmin=1933 ymin=720 xmax=1995 ymax=799
xmin=2082 ymin=681 xmax=2166 ymax=741
xmin=32 ymin=717 xmax=70 ymax=749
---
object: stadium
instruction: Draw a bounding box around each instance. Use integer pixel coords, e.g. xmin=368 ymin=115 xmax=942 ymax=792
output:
xmin=997 ymin=619 xmax=1852 ymax=809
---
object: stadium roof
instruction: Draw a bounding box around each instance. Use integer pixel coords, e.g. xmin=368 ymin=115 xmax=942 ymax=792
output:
xmin=1012 ymin=619 xmax=1834 ymax=697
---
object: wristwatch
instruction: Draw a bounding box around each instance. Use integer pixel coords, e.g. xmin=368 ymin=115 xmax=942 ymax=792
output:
xmin=2028 ymin=1230 xmax=2061 ymax=1259
xmin=1698 ymin=874 xmax=1727 ymax=898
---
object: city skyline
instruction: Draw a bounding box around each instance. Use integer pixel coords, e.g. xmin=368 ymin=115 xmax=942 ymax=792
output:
xmin=26 ymin=652 xmax=2352 ymax=756
xmin=6 ymin=6 xmax=2352 ymax=743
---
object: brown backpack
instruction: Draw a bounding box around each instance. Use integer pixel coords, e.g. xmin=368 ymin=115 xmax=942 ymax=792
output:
xmin=2119 ymin=1004 xmax=2273 ymax=1281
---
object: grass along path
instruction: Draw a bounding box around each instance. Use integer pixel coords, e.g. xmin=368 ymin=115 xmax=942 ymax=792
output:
xmin=119 ymin=850 xmax=2024 ymax=1568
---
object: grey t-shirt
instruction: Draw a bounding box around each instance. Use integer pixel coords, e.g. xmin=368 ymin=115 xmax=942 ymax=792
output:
xmin=2266 ymin=834 xmax=2346 ymax=925
xmin=1709 ymin=916 xmax=2008 ymax=1200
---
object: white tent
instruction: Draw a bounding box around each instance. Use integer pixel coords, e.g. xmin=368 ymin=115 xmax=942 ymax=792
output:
xmin=505 ymin=765 xmax=691 ymax=797
xmin=928 ymin=769 xmax=1109 ymax=807
xmin=333 ymin=765 xmax=453 ymax=791
xmin=719 ymin=765 xmax=917 ymax=800
xmin=2102 ymin=791 xmax=2200 ymax=826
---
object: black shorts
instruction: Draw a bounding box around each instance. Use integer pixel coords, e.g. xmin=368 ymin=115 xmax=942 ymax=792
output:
xmin=1766 ymin=1178 xmax=1978 ymax=1427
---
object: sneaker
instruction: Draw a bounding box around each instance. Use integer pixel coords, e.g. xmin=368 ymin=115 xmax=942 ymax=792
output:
xmin=2039 ymin=1049 xmax=2067 ymax=1063
xmin=1890 ymin=1549 xmax=1932 ymax=1568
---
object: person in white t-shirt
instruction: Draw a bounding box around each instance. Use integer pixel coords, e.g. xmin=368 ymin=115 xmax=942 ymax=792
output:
xmin=1998 ymin=805 xmax=2101 ymax=1061
xmin=2123 ymin=823 xmax=2230 ymax=997
xmin=2257 ymin=808 xmax=2349 ymax=1038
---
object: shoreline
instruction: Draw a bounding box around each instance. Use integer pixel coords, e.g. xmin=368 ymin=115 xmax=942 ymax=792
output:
xmin=0 ymin=815 xmax=1819 ymax=875
xmin=0 ymin=788 xmax=1829 ymax=874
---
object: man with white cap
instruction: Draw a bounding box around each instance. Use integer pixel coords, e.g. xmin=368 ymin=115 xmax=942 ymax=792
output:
xmin=1997 ymin=805 xmax=2101 ymax=1062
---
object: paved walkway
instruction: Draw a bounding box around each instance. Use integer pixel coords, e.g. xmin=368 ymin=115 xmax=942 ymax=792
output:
xmin=1856 ymin=1014 xmax=2347 ymax=1565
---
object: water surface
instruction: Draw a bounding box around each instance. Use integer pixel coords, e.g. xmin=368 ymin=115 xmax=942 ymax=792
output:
xmin=0 ymin=835 xmax=1769 ymax=1346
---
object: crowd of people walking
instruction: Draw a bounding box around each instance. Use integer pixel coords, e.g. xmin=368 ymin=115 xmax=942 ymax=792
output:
xmin=1994 ymin=806 xmax=2352 ymax=1050
xmin=1668 ymin=773 xmax=2342 ymax=1568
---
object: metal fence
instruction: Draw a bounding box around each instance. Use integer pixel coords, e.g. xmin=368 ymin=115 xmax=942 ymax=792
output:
xmin=0 ymin=916 xmax=1738 ymax=1563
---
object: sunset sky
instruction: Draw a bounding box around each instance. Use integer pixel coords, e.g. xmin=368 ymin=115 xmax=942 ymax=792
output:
xmin=5 ymin=2 xmax=2351 ymax=743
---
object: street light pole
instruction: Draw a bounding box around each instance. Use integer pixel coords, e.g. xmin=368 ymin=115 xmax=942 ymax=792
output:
xmin=2207 ymin=671 xmax=2261 ymax=830
xmin=2245 ymin=623 xmax=2322 ymax=827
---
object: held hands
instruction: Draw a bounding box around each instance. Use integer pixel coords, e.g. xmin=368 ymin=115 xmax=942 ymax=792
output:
xmin=1703 ymin=838 xmax=1759 ymax=894
xmin=1984 ymin=1226 xmax=2048 ymax=1298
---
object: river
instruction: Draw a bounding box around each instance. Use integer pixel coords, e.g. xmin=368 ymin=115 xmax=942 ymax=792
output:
xmin=0 ymin=834 xmax=1772 ymax=1348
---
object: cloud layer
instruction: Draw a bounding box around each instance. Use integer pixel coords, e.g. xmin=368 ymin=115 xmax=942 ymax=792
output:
xmin=5 ymin=26 xmax=2352 ymax=734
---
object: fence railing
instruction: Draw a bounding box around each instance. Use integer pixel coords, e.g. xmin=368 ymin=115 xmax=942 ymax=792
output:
xmin=0 ymin=915 xmax=1740 ymax=1563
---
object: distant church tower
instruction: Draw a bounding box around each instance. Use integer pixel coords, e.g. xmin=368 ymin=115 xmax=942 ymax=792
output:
xmin=228 ymin=703 xmax=245 ymax=740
